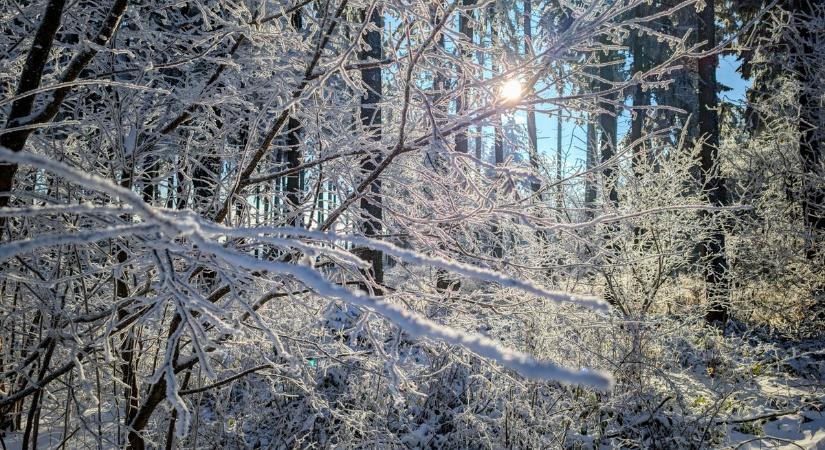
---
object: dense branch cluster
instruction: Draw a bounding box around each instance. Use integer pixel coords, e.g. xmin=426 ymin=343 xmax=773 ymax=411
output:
xmin=0 ymin=0 xmax=822 ymax=448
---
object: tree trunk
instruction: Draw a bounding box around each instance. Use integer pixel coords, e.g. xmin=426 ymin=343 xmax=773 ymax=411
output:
xmin=0 ymin=0 xmax=67 ymax=210
xmin=524 ymin=0 xmax=540 ymax=194
xmin=630 ymin=24 xmax=652 ymax=246
xmin=599 ymin=72 xmax=618 ymax=209
xmin=697 ymin=0 xmax=730 ymax=325
xmin=599 ymin=53 xmax=619 ymax=305
xmin=455 ymin=0 xmax=475 ymax=154
xmin=359 ymin=5 xmax=384 ymax=288
xmin=556 ymin=89 xmax=564 ymax=212
xmin=285 ymin=11 xmax=305 ymax=228
xmin=585 ymin=119 xmax=598 ymax=220
xmin=491 ymin=15 xmax=504 ymax=260
xmin=0 ymin=0 xmax=128 ymax=211
xmin=630 ymin=27 xmax=651 ymax=177
xmin=793 ymin=0 xmax=824 ymax=266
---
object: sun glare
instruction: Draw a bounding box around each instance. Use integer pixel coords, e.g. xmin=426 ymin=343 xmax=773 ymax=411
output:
xmin=500 ymin=78 xmax=522 ymax=102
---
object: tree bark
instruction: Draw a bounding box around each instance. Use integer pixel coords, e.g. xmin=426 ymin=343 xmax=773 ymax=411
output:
xmin=284 ymin=10 xmax=305 ymax=228
xmin=0 ymin=0 xmax=68 ymax=209
xmin=697 ymin=0 xmax=730 ymax=325
xmin=585 ymin=119 xmax=598 ymax=220
xmin=0 ymin=0 xmax=128 ymax=210
xmin=455 ymin=0 xmax=475 ymax=155
xmin=556 ymin=90 xmax=564 ymax=212
xmin=599 ymin=52 xmax=619 ymax=305
xmin=491 ymin=14 xmax=504 ymax=260
xmin=630 ymin=24 xmax=651 ymax=177
xmin=359 ymin=5 xmax=384 ymax=287
xmin=599 ymin=69 xmax=618 ymax=210
xmin=524 ymin=0 xmax=540 ymax=194
xmin=793 ymin=0 xmax=824 ymax=265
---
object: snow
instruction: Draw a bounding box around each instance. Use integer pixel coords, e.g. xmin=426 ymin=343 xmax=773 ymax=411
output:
xmin=187 ymin=230 xmax=614 ymax=390
xmin=1 ymin=0 xmax=823 ymax=447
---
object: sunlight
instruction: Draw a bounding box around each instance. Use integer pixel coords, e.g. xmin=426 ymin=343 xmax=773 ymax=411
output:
xmin=500 ymin=78 xmax=522 ymax=102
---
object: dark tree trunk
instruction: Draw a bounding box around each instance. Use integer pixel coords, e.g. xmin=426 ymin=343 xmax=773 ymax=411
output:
xmin=491 ymin=117 xmax=504 ymax=260
xmin=630 ymin=28 xmax=651 ymax=177
xmin=0 ymin=0 xmax=67 ymax=210
xmin=455 ymin=0 xmax=475 ymax=154
xmin=285 ymin=11 xmax=305 ymax=228
xmin=141 ymin=157 xmax=157 ymax=204
xmin=0 ymin=0 xmax=128 ymax=210
xmin=0 ymin=0 xmax=67 ymax=150
xmin=116 ymin=251 xmax=140 ymax=445
xmin=556 ymin=97 xmax=564 ymax=212
xmin=359 ymin=5 xmax=384 ymax=287
xmin=20 ymin=335 xmax=56 ymax=450
xmin=284 ymin=117 xmax=304 ymax=227
xmin=475 ymin=123 xmax=483 ymax=160
xmin=585 ymin=120 xmax=598 ymax=220
xmin=599 ymin=70 xmax=618 ymax=209
xmin=697 ymin=0 xmax=730 ymax=325
xmin=491 ymin=17 xmax=504 ymax=260
xmin=191 ymin=157 xmax=220 ymax=215
xmin=630 ymin=23 xmax=652 ymax=246
xmin=114 ymin=168 xmax=141 ymax=446
xmin=162 ymin=371 xmax=190 ymax=450
xmin=599 ymin=54 xmax=620 ymax=305
xmin=793 ymin=0 xmax=824 ymax=265
xmin=524 ymin=0 xmax=540 ymax=194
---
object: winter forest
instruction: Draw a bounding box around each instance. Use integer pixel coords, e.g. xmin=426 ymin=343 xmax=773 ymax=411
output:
xmin=0 ymin=0 xmax=823 ymax=447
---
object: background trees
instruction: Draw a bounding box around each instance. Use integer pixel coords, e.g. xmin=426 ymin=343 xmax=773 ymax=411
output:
xmin=0 ymin=0 xmax=822 ymax=448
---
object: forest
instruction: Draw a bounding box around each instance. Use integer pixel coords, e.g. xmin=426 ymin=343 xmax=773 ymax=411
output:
xmin=0 ymin=0 xmax=823 ymax=448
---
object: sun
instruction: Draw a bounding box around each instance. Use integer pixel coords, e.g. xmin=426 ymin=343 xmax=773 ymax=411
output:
xmin=500 ymin=78 xmax=522 ymax=102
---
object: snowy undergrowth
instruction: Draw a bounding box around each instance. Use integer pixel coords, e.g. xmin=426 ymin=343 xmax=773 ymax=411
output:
xmin=127 ymin=277 xmax=823 ymax=449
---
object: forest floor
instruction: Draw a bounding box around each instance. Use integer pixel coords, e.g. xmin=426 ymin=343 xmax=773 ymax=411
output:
xmin=696 ymin=332 xmax=825 ymax=449
xmin=1 ymin=324 xmax=823 ymax=449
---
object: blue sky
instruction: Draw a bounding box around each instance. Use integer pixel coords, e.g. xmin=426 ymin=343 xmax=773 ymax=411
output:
xmin=718 ymin=54 xmax=749 ymax=103
xmin=524 ymin=54 xmax=750 ymax=170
